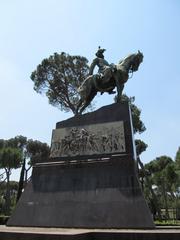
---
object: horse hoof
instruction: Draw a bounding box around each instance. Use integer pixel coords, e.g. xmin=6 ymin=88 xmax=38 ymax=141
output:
xmin=108 ymin=90 xmax=116 ymax=95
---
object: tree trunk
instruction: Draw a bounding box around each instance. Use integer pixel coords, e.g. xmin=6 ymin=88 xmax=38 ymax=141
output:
xmin=4 ymin=168 xmax=11 ymax=215
xmin=16 ymin=158 xmax=26 ymax=202
xmin=24 ymin=166 xmax=32 ymax=184
xmin=162 ymin=181 xmax=169 ymax=220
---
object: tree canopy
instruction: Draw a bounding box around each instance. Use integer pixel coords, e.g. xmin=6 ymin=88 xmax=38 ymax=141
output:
xmin=175 ymin=147 xmax=180 ymax=170
xmin=0 ymin=147 xmax=22 ymax=170
xmin=117 ymin=94 xmax=146 ymax=134
xmin=0 ymin=136 xmax=50 ymax=214
xmin=31 ymin=52 xmax=89 ymax=115
xmin=26 ymin=139 xmax=50 ymax=165
xmin=143 ymin=155 xmax=179 ymax=220
xmin=0 ymin=141 xmax=23 ymax=214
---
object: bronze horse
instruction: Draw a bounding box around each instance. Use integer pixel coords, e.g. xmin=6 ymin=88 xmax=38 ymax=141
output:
xmin=76 ymin=51 xmax=143 ymax=114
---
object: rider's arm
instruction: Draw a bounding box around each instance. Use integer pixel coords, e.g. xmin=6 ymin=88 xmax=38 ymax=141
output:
xmin=89 ymin=58 xmax=98 ymax=75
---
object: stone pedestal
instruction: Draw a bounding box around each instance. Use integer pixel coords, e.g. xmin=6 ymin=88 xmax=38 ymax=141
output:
xmin=7 ymin=102 xmax=155 ymax=228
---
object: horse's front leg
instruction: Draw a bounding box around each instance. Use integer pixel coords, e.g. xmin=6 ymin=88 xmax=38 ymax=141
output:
xmin=79 ymin=92 xmax=97 ymax=114
xmin=115 ymin=75 xmax=124 ymax=102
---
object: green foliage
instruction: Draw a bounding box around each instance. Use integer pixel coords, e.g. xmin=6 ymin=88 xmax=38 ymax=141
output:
xmin=145 ymin=156 xmax=176 ymax=192
xmin=144 ymin=156 xmax=180 ymax=220
xmin=0 ymin=136 xmax=50 ymax=215
xmin=31 ymin=52 xmax=89 ymax=114
xmin=0 ymin=215 xmax=9 ymax=224
xmin=26 ymin=139 xmax=50 ymax=165
xmin=0 ymin=146 xmax=23 ymax=215
xmin=0 ymin=136 xmax=28 ymax=173
xmin=7 ymin=136 xmax=27 ymax=150
xmin=0 ymin=181 xmax=19 ymax=216
xmin=0 ymin=136 xmax=50 ymax=167
xmin=175 ymin=147 xmax=180 ymax=170
xmin=0 ymin=140 xmax=5 ymax=149
xmin=0 ymin=147 xmax=22 ymax=170
xmin=115 ymin=94 xmax=146 ymax=134
xmin=135 ymin=139 xmax=148 ymax=156
xmin=146 ymin=156 xmax=173 ymax=173
xmin=155 ymin=220 xmax=180 ymax=226
xmin=0 ymin=181 xmax=19 ymax=192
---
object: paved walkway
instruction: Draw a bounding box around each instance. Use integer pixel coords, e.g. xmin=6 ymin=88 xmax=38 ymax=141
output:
xmin=1 ymin=225 xmax=180 ymax=234
xmin=0 ymin=225 xmax=180 ymax=240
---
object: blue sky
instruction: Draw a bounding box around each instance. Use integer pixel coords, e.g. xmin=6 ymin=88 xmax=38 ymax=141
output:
xmin=0 ymin=0 xmax=180 ymax=180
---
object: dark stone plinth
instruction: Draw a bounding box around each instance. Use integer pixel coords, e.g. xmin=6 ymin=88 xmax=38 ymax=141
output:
xmin=7 ymin=158 xmax=154 ymax=228
xmin=7 ymin=102 xmax=155 ymax=228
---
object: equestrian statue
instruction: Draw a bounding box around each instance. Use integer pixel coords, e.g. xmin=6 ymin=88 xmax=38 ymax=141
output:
xmin=76 ymin=47 xmax=143 ymax=115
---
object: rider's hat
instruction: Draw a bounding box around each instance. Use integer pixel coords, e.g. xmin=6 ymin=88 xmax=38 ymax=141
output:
xmin=95 ymin=46 xmax=106 ymax=57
